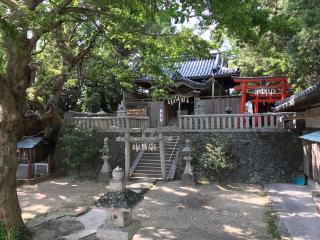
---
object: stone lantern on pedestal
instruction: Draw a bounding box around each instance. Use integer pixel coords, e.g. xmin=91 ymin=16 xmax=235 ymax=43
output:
xmin=181 ymin=139 xmax=195 ymax=184
xmin=94 ymin=166 xmax=142 ymax=240
xmin=98 ymin=137 xmax=111 ymax=183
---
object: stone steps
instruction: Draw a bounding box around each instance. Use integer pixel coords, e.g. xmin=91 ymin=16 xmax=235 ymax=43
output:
xmin=131 ymin=135 xmax=180 ymax=179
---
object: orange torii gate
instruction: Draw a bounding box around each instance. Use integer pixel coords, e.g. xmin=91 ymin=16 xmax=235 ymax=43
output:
xmin=234 ymin=76 xmax=291 ymax=113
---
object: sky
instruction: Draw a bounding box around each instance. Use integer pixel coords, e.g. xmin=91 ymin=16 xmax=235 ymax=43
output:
xmin=175 ymin=17 xmax=231 ymax=52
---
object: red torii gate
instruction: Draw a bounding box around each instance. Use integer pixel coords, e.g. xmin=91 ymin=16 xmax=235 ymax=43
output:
xmin=234 ymin=76 xmax=291 ymax=113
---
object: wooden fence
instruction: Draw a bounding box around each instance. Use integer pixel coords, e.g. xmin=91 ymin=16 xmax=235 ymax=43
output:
xmin=69 ymin=116 xmax=150 ymax=130
xmin=179 ymin=113 xmax=295 ymax=132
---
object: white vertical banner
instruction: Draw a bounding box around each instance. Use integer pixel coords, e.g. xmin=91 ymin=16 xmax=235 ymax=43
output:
xmin=159 ymin=109 xmax=163 ymax=122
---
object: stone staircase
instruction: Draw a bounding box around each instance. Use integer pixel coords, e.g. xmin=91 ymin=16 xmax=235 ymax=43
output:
xmin=131 ymin=134 xmax=180 ymax=179
xmin=167 ymin=117 xmax=179 ymax=127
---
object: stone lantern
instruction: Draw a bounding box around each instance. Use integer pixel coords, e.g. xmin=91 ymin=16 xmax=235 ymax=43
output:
xmin=98 ymin=137 xmax=111 ymax=183
xmin=181 ymin=139 xmax=195 ymax=184
xmin=94 ymin=166 xmax=142 ymax=240
xmin=194 ymin=97 xmax=205 ymax=115
xmin=116 ymin=101 xmax=127 ymax=117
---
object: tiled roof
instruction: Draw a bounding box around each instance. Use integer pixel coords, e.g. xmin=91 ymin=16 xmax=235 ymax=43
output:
xmin=274 ymin=82 xmax=320 ymax=111
xmin=135 ymin=54 xmax=240 ymax=89
xmin=175 ymin=58 xmax=218 ymax=79
xmin=215 ymin=66 xmax=240 ymax=77
xmin=173 ymin=76 xmax=211 ymax=89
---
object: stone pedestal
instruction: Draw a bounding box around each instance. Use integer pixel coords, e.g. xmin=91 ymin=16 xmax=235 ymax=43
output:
xmin=98 ymin=157 xmax=111 ymax=183
xmin=117 ymin=101 xmax=127 ymax=117
xmin=194 ymin=107 xmax=205 ymax=115
xmin=94 ymin=166 xmax=143 ymax=240
xmin=181 ymin=155 xmax=195 ymax=185
xmin=109 ymin=179 xmax=126 ymax=192
xmin=109 ymin=166 xmax=126 ymax=192
xmin=96 ymin=220 xmax=141 ymax=240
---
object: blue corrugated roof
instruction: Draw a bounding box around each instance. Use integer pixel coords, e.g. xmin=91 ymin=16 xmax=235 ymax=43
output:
xmin=17 ymin=137 xmax=43 ymax=149
xmin=299 ymin=131 xmax=320 ymax=143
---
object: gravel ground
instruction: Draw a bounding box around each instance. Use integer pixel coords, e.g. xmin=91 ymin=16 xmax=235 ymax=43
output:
xmin=133 ymin=181 xmax=271 ymax=240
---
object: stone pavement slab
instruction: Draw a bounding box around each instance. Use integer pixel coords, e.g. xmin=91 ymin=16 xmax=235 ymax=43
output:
xmin=62 ymin=178 xmax=156 ymax=239
xmin=267 ymin=183 xmax=320 ymax=240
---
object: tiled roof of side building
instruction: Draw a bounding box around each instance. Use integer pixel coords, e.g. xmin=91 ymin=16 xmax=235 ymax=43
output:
xmin=274 ymin=81 xmax=320 ymax=111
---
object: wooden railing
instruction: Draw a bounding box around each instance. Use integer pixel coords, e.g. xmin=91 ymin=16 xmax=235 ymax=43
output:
xmin=69 ymin=116 xmax=150 ymax=130
xmin=179 ymin=113 xmax=295 ymax=132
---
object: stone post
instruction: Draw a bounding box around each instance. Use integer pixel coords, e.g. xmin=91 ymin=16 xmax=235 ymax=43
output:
xmin=124 ymin=132 xmax=130 ymax=180
xmin=98 ymin=137 xmax=111 ymax=183
xmin=159 ymin=132 xmax=166 ymax=181
xmin=181 ymin=139 xmax=195 ymax=184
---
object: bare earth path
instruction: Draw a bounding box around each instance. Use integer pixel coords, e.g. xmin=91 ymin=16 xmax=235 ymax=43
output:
xmin=133 ymin=181 xmax=271 ymax=240
xmin=18 ymin=177 xmax=106 ymax=225
xmin=18 ymin=178 xmax=272 ymax=239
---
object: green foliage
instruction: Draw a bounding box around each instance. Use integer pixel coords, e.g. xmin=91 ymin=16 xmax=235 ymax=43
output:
xmin=199 ymin=137 xmax=233 ymax=173
xmin=264 ymin=210 xmax=281 ymax=240
xmin=220 ymin=0 xmax=320 ymax=91
xmin=0 ymin=221 xmax=4 ymax=240
xmin=0 ymin=221 xmax=26 ymax=240
xmin=59 ymin=126 xmax=99 ymax=176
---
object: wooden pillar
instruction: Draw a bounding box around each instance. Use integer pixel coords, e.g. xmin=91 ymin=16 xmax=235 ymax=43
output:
xmin=28 ymin=149 xmax=32 ymax=183
xmin=240 ymin=82 xmax=247 ymax=113
xmin=159 ymin=132 xmax=166 ymax=181
xmin=254 ymin=96 xmax=259 ymax=113
xmin=124 ymin=132 xmax=130 ymax=180
xmin=211 ymin=80 xmax=215 ymax=113
xmin=281 ymin=79 xmax=287 ymax=100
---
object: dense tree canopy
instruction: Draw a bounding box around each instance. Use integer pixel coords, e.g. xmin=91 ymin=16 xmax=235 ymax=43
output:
xmin=0 ymin=0 xmax=319 ymax=238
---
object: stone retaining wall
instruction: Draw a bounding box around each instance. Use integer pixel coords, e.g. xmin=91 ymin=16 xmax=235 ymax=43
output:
xmin=179 ymin=132 xmax=303 ymax=183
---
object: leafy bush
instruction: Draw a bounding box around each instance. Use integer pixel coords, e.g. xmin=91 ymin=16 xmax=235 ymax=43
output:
xmin=59 ymin=125 xmax=100 ymax=176
xmin=0 ymin=221 xmax=27 ymax=240
xmin=0 ymin=221 xmax=4 ymax=240
xmin=199 ymin=137 xmax=233 ymax=173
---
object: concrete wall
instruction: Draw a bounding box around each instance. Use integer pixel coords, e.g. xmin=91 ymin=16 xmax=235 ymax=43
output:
xmin=305 ymin=106 xmax=320 ymax=128
xmin=303 ymin=140 xmax=320 ymax=184
xmin=179 ymin=132 xmax=303 ymax=183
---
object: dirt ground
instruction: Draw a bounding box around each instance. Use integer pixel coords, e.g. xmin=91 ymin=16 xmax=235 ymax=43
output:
xmin=18 ymin=177 xmax=106 ymax=226
xmin=19 ymin=178 xmax=272 ymax=240
xmin=133 ymin=181 xmax=271 ymax=240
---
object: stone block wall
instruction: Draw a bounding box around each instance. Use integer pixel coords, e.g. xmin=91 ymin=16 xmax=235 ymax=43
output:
xmin=179 ymin=132 xmax=303 ymax=183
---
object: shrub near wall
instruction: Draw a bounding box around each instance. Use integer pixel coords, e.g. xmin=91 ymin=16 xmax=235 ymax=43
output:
xmin=54 ymin=127 xmax=126 ymax=178
xmin=181 ymin=132 xmax=302 ymax=183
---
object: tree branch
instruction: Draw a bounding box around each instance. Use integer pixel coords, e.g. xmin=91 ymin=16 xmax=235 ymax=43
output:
xmin=23 ymin=0 xmax=44 ymax=10
xmin=32 ymin=19 xmax=62 ymax=43
xmin=0 ymin=0 xmax=22 ymax=13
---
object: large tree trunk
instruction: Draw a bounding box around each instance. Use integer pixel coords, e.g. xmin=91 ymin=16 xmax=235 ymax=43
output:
xmin=0 ymin=119 xmax=23 ymax=228
xmin=0 ymin=35 xmax=33 ymax=237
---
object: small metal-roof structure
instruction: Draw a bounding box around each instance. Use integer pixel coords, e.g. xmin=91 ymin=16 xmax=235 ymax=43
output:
xmin=17 ymin=137 xmax=43 ymax=149
xmin=299 ymin=131 xmax=320 ymax=143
